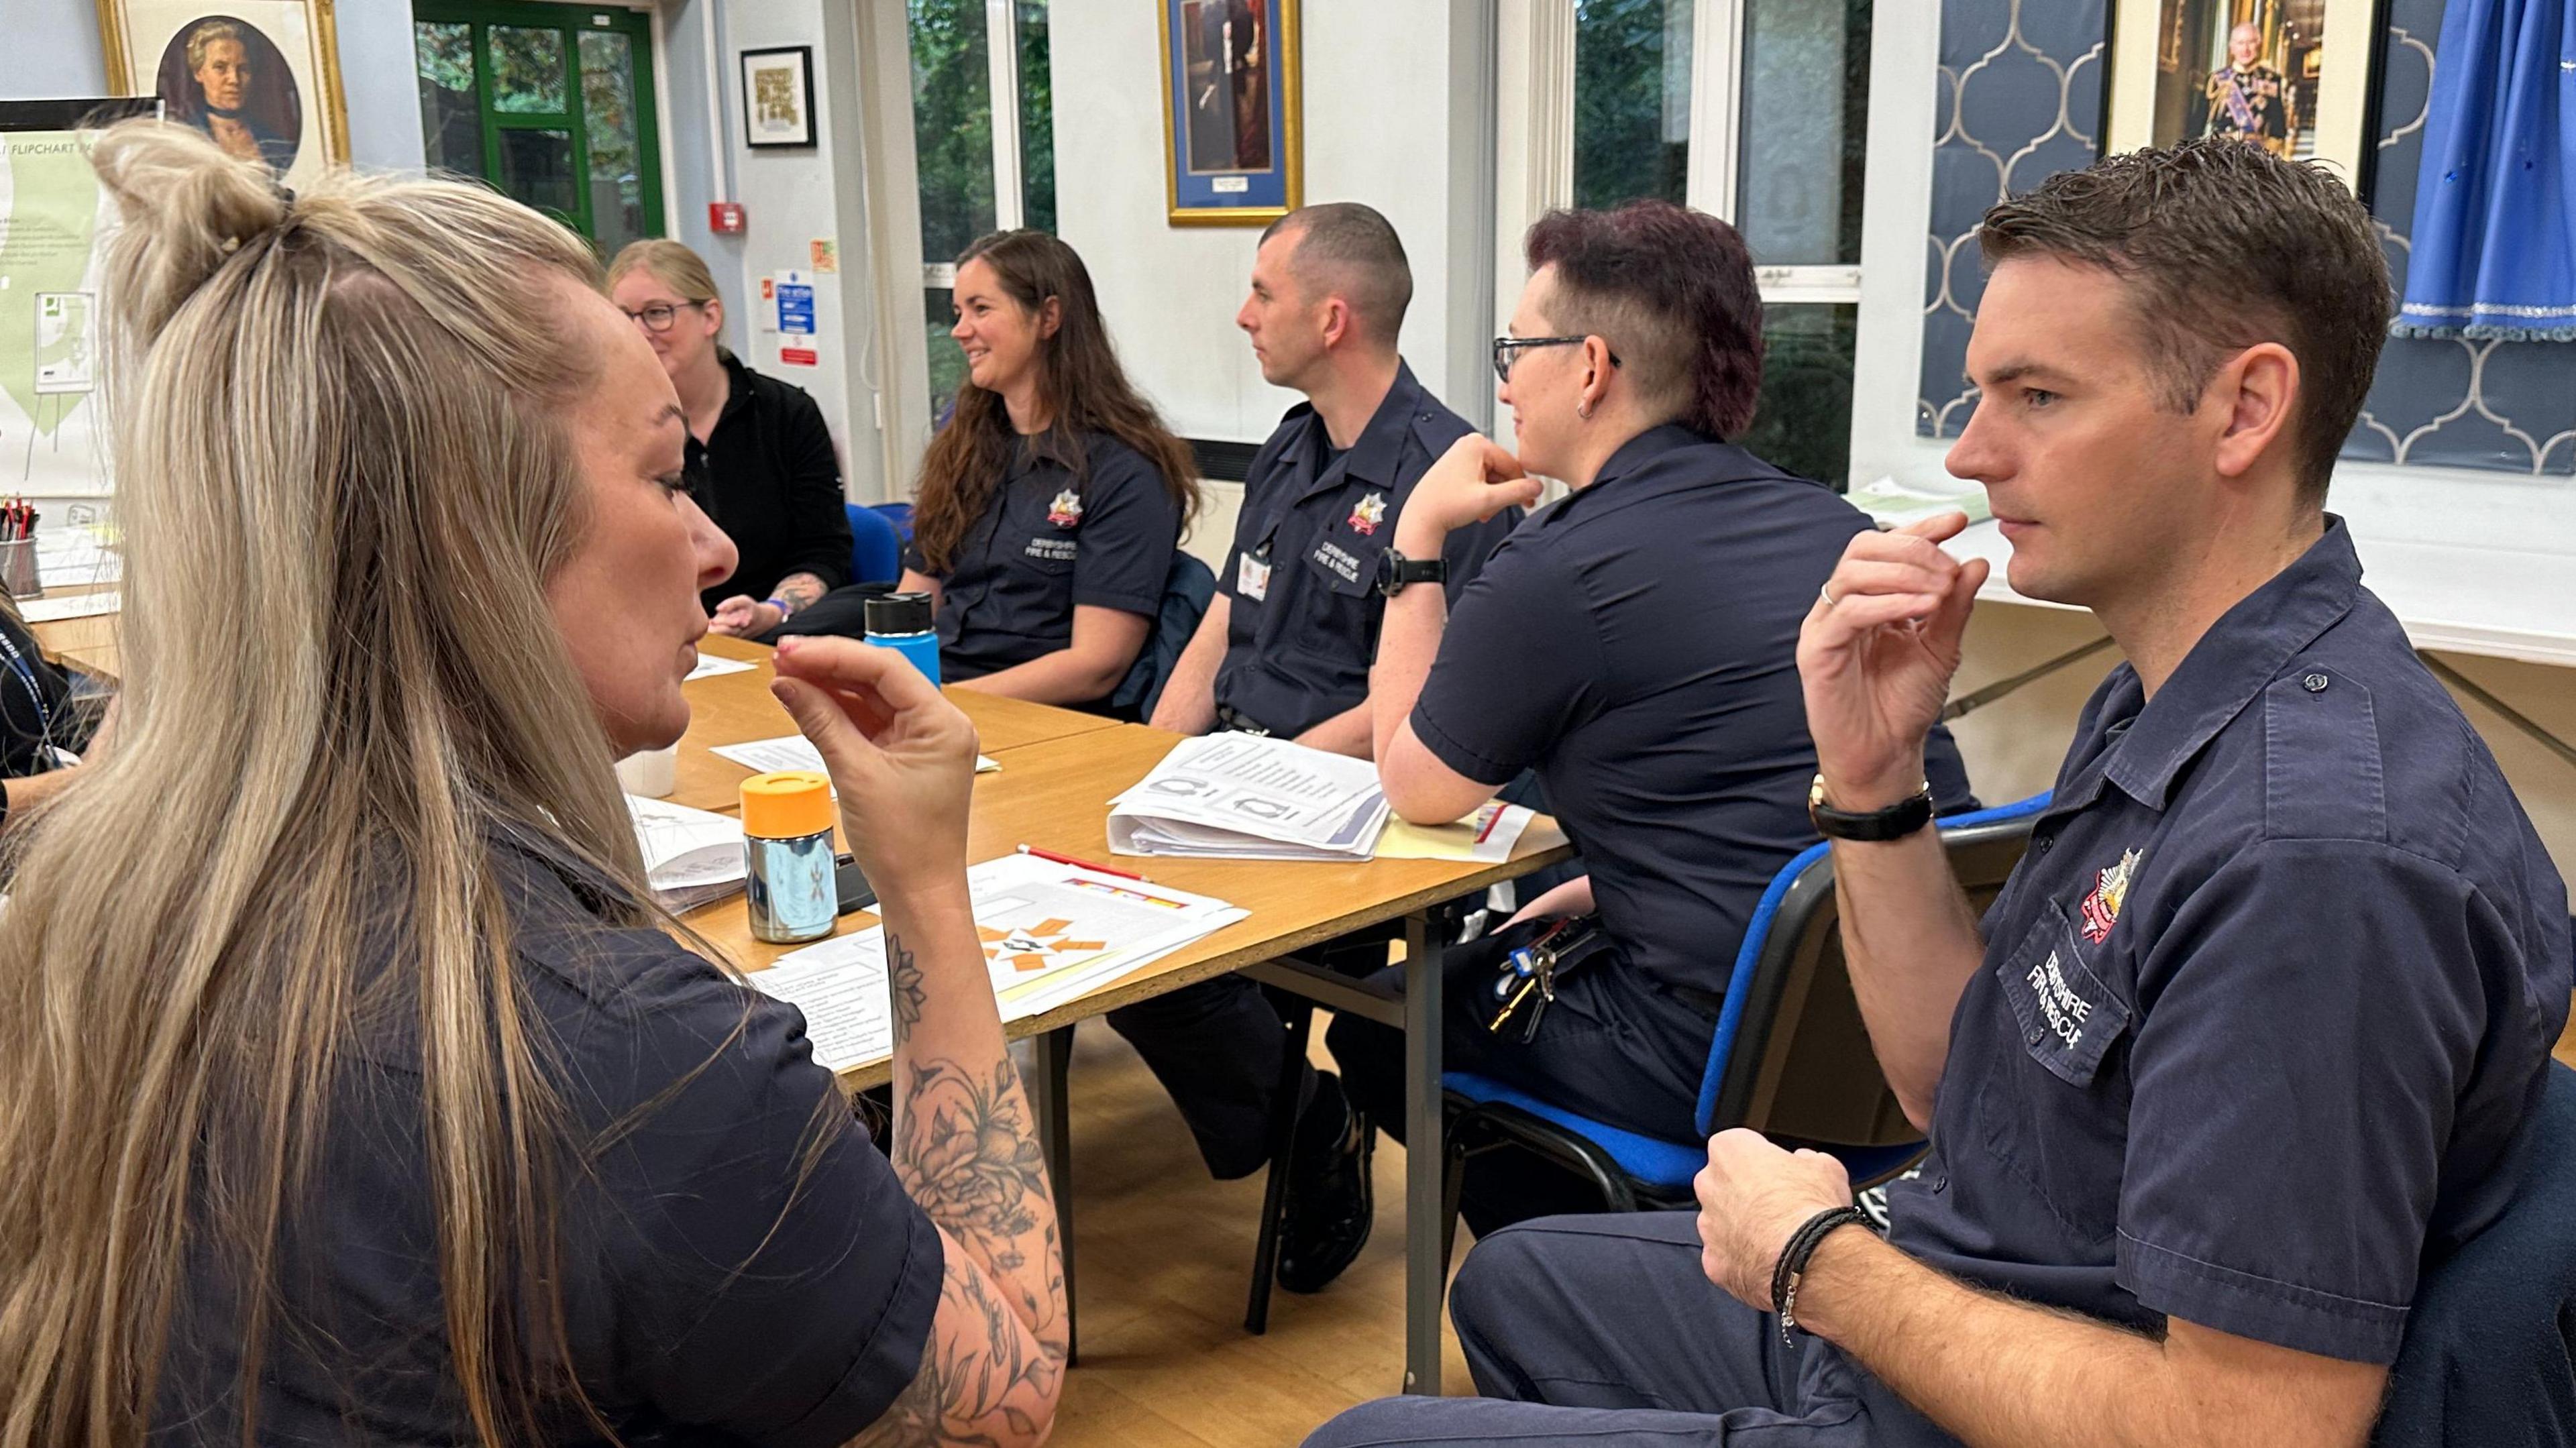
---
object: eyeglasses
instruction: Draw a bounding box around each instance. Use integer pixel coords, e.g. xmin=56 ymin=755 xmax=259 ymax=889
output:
xmin=1492 ymin=335 xmax=1621 ymax=384
xmin=621 ymin=300 xmax=706 ymax=334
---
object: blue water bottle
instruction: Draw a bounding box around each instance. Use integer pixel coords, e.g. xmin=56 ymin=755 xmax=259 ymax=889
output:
xmin=865 ymin=591 xmax=942 ymax=685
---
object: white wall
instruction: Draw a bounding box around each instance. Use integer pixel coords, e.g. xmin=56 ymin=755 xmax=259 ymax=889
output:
xmin=1051 ymin=0 xmax=1484 ymax=447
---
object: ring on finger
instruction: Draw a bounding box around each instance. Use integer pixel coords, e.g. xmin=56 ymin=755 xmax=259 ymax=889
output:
xmin=1819 ymin=581 xmax=1839 ymax=609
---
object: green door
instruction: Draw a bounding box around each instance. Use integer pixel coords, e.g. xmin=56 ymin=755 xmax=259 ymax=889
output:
xmin=413 ymin=2 xmax=665 ymax=256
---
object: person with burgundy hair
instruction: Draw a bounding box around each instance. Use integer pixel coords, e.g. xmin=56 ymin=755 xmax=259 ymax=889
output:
xmin=1324 ymin=199 xmax=1973 ymax=1232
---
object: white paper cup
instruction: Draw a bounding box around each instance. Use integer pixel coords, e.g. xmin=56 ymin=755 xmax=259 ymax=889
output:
xmin=614 ymin=743 xmax=679 ymax=798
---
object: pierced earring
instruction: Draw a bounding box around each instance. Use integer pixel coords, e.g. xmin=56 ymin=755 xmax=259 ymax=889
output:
xmin=1576 ymin=401 xmax=1594 ymax=420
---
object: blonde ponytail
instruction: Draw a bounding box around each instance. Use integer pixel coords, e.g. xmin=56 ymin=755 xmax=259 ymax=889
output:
xmin=0 ymin=121 xmax=649 ymax=1447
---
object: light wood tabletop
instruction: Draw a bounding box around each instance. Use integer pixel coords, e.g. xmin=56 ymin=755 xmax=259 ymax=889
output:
xmin=21 ymin=583 xmax=121 ymax=681
xmin=681 ymin=721 xmax=1571 ymax=1090
xmin=669 ymin=635 xmax=1124 ymax=812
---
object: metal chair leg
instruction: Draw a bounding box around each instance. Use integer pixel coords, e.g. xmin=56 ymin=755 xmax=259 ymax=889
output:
xmin=1243 ymin=1001 xmax=1315 ymax=1334
xmin=1028 ymin=1027 xmax=1077 ymax=1366
xmin=1439 ymin=1107 xmax=1471 ymax=1282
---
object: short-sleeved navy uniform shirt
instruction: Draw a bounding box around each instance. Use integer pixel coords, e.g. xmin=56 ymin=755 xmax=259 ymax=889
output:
xmin=1409 ymin=424 xmax=1974 ymax=998
xmin=1884 ymin=520 xmax=2571 ymax=1365
xmin=904 ymin=429 xmax=1183 ymax=687
xmin=158 ymin=841 xmax=943 ymax=1445
xmin=1212 ymin=361 xmax=1517 ymax=738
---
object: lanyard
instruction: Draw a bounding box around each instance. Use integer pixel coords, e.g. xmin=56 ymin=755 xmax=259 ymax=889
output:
xmin=0 ymin=626 xmax=56 ymax=765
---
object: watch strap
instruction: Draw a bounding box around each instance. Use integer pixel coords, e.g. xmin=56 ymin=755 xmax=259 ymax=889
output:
xmin=1808 ymin=775 xmax=1935 ymax=842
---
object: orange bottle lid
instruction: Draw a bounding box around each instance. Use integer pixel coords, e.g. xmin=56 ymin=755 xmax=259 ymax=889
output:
xmin=740 ymin=771 xmax=835 ymax=839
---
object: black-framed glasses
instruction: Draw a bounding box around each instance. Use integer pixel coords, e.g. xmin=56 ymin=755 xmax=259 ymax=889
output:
xmin=622 ymin=300 xmax=706 ymax=334
xmin=1492 ymin=335 xmax=1621 ymax=384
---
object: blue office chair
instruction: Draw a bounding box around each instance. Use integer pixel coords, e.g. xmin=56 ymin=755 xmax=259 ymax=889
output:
xmin=1106 ymin=552 xmax=1216 ymax=720
xmin=844 ymin=502 xmax=904 ymax=587
xmin=869 ymin=501 xmax=915 ymax=543
xmin=2372 ymin=1061 xmax=2576 ymax=1447
xmin=1440 ymin=793 xmax=2052 ymax=1249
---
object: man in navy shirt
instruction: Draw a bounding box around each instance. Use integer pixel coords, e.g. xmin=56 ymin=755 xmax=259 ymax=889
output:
xmin=1330 ymin=199 xmax=1971 ymax=1234
xmin=1126 ymin=204 xmax=1515 ymax=1293
xmin=1309 ymin=140 xmax=2570 ymax=1448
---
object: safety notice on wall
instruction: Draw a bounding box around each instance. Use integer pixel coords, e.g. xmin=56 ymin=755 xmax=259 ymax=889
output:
xmin=773 ymin=269 xmax=818 ymax=367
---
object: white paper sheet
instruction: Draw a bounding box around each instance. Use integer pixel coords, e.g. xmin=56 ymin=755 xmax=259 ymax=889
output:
xmin=625 ymin=794 xmax=746 ymax=910
xmin=747 ymin=932 xmax=894 ymax=1071
xmin=685 ymin=653 xmax=757 ymax=682
xmin=714 ymin=733 xmax=998 ymax=775
xmin=1374 ymin=801 xmax=1537 ymax=863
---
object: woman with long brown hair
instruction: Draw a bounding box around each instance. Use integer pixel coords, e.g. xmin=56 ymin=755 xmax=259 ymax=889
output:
xmin=0 ymin=121 xmax=1064 ymax=1447
xmin=895 ymin=229 xmax=1200 ymax=710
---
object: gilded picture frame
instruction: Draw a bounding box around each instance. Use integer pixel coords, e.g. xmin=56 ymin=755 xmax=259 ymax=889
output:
xmin=96 ymin=0 xmax=350 ymax=192
xmin=2106 ymin=0 xmax=2381 ymax=191
xmin=1158 ymin=0 xmax=1302 ymax=227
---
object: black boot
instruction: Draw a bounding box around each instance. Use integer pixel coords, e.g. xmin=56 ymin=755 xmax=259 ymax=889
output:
xmin=1276 ymin=1070 xmax=1374 ymax=1293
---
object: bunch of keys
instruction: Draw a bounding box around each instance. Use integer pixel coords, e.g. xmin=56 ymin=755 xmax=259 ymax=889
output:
xmin=1488 ymin=917 xmax=1595 ymax=1042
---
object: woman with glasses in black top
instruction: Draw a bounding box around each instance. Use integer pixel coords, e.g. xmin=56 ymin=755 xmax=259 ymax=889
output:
xmin=608 ymin=240 xmax=854 ymax=639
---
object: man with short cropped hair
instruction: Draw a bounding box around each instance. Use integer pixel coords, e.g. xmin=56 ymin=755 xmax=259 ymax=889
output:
xmin=1307 ymin=138 xmax=2570 ymax=1448
xmin=1124 ymin=203 xmax=1517 ymax=1294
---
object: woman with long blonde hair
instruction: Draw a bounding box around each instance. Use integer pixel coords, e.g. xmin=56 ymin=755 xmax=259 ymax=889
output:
xmin=0 ymin=122 xmax=1063 ymax=1447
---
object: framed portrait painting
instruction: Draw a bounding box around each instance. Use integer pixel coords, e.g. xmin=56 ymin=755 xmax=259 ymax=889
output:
xmin=2106 ymin=0 xmax=2381 ymax=190
xmin=96 ymin=0 xmax=348 ymax=193
xmin=739 ymin=46 xmax=816 ymax=149
xmin=1159 ymin=0 xmax=1301 ymax=226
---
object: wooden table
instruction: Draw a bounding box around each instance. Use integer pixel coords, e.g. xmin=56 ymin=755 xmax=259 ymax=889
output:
xmin=682 ymin=719 xmax=1570 ymax=1396
xmin=22 ymin=583 xmax=121 ymax=680
xmin=671 ymin=636 xmax=1124 ymax=812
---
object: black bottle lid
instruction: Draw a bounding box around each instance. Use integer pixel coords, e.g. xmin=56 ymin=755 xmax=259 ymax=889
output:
xmin=865 ymin=590 xmax=934 ymax=636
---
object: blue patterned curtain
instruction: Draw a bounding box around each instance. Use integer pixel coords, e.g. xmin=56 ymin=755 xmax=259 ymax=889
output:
xmin=2394 ymin=0 xmax=2576 ymax=340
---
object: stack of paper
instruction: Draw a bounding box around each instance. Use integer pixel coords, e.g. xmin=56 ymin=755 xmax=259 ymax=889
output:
xmin=626 ymin=794 xmax=747 ymax=912
xmin=1375 ymin=799 xmax=1538 ymax=863
xmin=1109 ymin=732 xmax=1390 ymax=861
xmin=684 ymin=653 xmax=756 ymax=683
xmin=746 ymin=852 xmax=1247 ymax=1070
xmin=713 ymin=734 xmax=1000 ymax=775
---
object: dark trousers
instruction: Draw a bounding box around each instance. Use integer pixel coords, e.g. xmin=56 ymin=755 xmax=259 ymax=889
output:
xmin=1303 ymin=1212 xmax=1957 ymax=1447
xmin=1323 ymin=938 xmax=1711 ymax=1233
xmin=1106 ymin=974 xmax=1312 ymax=1180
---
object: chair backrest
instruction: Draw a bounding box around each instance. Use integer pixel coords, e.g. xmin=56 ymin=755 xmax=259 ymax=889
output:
xmin=2372 ymin=1062 xmax=2576 ymax=1447
xmin=1107 ymin=551 xmax=1216 ymax=718
xmin=843 ymin=502 xmax=904 ymax=587
xmin=869 ymin=500 xmax=916 ymax=542
xmin=1693 ymin=793 xmax=2051 ymax=1143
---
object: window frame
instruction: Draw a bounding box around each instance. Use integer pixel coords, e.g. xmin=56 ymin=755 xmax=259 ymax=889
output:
xmin=413 ymin=0 xmax=666 ymax=252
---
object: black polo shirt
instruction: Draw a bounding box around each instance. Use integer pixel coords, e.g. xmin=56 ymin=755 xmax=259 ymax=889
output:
xmin=157 ymin=840 xmax=942 ymax=1444
xmin=1409 ymin=424 xmax=1975 ymax=999
xmin=904 ymin=429 xmax=1183 ymax=687
xmin=690 ymin=351 xmax=855 ymax=610
xmin=1212 ymin=361 xmax=1517 ymax=738
xmin=1883 ymin=520 xmax=2571 ymax=1363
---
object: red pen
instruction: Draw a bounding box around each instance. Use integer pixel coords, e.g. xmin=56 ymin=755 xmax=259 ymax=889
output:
xmin=1015 ymin=843 xmax=1149 ymax=882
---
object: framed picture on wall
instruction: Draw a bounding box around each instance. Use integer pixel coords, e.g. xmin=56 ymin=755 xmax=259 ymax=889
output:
xmin=739 ymin=46 xmax=816 ymax=149
xmin=95 ymin=0 xmax=348 ymax=193
xmin=1158 ymin=0 xmax=1301 ymax=226
xmin=2106 ymin=0 xmax=2382 ymax=190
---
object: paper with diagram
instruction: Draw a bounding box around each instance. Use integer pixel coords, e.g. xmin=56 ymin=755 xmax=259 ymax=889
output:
xmin=1108 ymin=731 xmax=1390 ymax=860
xmin=625 ymin=793 xmax=747 ymax=911
xmin=745 ymin=852 xmax=1246 ymax=1070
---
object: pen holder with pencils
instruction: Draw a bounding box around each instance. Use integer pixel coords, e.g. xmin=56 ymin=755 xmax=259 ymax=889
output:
xmin=0 ymin=539 xmax=40 ymax=602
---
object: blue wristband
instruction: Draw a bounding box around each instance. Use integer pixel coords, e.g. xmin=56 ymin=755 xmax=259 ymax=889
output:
xmin=763 ymin=596 xmax=795 ymax=620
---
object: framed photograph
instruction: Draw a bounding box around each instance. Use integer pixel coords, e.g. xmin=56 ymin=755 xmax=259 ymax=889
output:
xmin=2106 ymin=0 xmax=2381 ymax=190
xmin=1158 ymin=0 xmax=1301 ymax=227
xmin=95 ymin=1 xmax=347 ymax=193
xmin=739 ymin=46 xmax=816 ymax=149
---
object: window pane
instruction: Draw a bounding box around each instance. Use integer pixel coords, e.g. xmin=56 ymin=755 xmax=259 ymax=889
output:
xmin=579 ymin=30 xmax=647 ymax=254
xmin=1739 ymin=304 xmax=1856 ymax=486
xmin=1573 ymin=0 xmax=1691 ymax=210
xmin=908 ymin=0 xmax=998 ymax=264
xmin=488 ymin=25 xmax=567 ymax=115
xmin=496 ymin=127 xmax=578 ymax=221
xmin=924 ymin=287 xmax=967 ymax=422
xmin=415 ymin=21 xmax=484 ymax=175
xmin=1017 ymin=0 xmax=1055 ymax=234
xmin=1737 ymin=0 xmax=1870 ymax=266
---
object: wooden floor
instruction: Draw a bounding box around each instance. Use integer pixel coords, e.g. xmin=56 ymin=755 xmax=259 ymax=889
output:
xmin=1048 ymin=1017 xmax=1472 ymax=1448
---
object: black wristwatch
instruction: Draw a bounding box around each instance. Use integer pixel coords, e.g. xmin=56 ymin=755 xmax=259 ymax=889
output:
xmin=1375 ymin=547 xmax=1446 ymax=598
xmin=1807 ymin=774 xmax=1935 ymax=842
